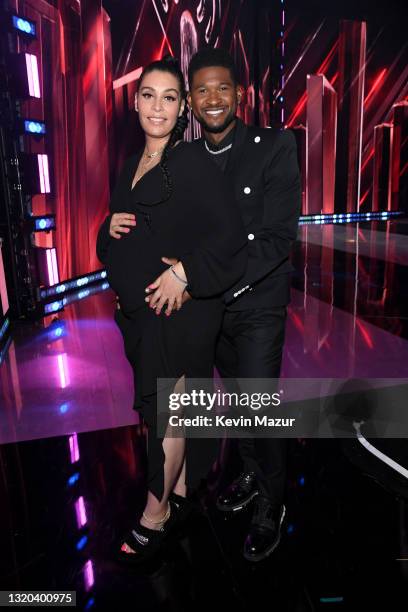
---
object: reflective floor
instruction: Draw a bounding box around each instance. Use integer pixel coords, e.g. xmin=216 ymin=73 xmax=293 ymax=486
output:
xmin=1 ymin=219 xmax=408 ymax=610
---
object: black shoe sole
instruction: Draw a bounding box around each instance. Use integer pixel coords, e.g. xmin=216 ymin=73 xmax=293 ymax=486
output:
xmin=243 ymin=505 xmax=286 ymax=562
xmin=216 ymin=489 xmax=259 ymax=512
xmin=116 ymin=548 xmax=159 ymax=566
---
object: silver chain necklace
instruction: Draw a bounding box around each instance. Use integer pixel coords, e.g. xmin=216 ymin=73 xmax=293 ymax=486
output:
xmin=204 ymin=140 xmax=233 ymax=155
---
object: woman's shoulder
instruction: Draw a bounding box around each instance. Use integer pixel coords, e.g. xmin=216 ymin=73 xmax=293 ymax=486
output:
xmin=123 ymin=152 xmax=141 ymax=169
xmin=171 ymin=140 xmax=202 ymax=157
xmin=114 ymin=153 xmax=140 ymax=179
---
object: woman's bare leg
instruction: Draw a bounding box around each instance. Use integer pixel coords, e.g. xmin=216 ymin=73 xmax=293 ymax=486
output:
xmin=172 ymin=456 xmax=187 ymax=497
xmin=122 ymin=377 xmax=186 ymax=553
xmin=140 ymin=435 xmax=185 ymax=528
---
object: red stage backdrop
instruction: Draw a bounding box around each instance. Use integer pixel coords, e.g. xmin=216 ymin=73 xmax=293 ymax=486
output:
xmin=10 ymin=0 xmax=407 ymax=281
xmin=12 ymin=0 xmax=277 ymax=280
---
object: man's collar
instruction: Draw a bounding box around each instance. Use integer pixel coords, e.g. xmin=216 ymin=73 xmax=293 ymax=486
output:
xmin=204 ymin=122 xmax=236 ymax=152
xmin=198 ymin=116 xmax=249 ymax=175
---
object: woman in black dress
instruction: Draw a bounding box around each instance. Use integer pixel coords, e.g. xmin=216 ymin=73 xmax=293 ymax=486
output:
xmin=97 ymin=56 xmax=246 ymax=561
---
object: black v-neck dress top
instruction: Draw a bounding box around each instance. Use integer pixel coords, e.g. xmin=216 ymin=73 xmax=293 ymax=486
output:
xmin=100 ymin=142 xmax=246 ymax=312
xmin=96 ymin=141 xmax=247 ymax=500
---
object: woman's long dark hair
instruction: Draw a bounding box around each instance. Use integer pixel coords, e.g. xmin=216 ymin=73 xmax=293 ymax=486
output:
xmin=137 ymin=55 xmax=189 ymax=204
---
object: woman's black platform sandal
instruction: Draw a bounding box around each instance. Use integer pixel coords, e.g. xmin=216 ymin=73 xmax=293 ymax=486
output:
xmin=117 ymin=500 xmax=177 ymax=565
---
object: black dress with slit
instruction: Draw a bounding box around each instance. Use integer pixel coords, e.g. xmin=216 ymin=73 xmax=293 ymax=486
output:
xmin=96 ymin=142 xmax=247 ymax=500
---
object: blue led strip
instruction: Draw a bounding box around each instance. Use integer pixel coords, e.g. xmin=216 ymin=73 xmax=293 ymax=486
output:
xmin=298 ymin=211 xmax=403 ymax=225
xmin=0 ymin=318 xmax=10 ymax=342
xmin=24 ymin=120 xmax=46 ymax=135
xmin=44 ymin=298 xmax=66 ymax=315
xmin=42 ymin=281 xmax=110 ymax=315
xmin=84 ymin=598 xmax=95 ymax=610
xmin=44 ymin=320 xmax=67 ymax=342
xmin=68 ymin=473 xmax=80 ymax=486
xmin=76 ymin=535 xmax=88 ymax=551
xmin=32 ymin=215 xmax=55 ymax=231
xmin=39 ymin=270 xmax=108 ymax=300
xmin=12 ymin=15 xmax=36 ymax=37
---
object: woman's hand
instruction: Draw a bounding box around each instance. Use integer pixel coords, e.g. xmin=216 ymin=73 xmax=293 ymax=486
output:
xmin=146 ymin=260 xmax=188 ymax=316
xmin=145 ymin=288 xmax=192 ymax=311
xmin=109 ymin=213 xmax=136 ymax=239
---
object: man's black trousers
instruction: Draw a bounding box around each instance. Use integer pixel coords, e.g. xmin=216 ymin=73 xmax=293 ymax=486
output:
xmin=215 ymin=306 xmax=287 ymax=508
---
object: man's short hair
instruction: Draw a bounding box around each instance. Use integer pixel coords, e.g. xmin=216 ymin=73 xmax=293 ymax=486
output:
xmin=188 ymin=48 xmax=238 ymax=89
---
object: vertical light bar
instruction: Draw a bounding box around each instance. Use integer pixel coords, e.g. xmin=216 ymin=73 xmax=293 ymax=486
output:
xmin=25 ymin=53 xmax=41 ymax=98
xmin=50 ymin=248 xmax=59 ymax=284
xmin=45 ymin=248 xmax=59 ymax=287
xmin=37 ymin=154 xmax=50 ymax=193
xmin=25 ymin=53 xmax=34 ymax=97
xmin=0 ymin=245 xmax=9 ymax=314
xmin=57 ymin=354 xmax=67 ymax=388
xmin=42 ymin=155 xmax=50 ymax=193
xmin=57 ymin=353 xmax=70 ymax=388
xmin=37 ymin=155 xmax=46 ymax=193
xmin=69 ymin=433 xmax=80 ymax=463
xmin=75 ymin=496 xmax=87 ymax=528
xmin=46 ymin=248 xmax=55 ymax=285
xmin=30 ymin=54 xmax=41 ymax=98
xmin=84 ymin=560 xmax=94 ymax=591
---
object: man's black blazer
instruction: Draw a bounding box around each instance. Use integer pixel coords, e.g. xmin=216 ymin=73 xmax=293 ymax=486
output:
xmin=192 ymin=117 xmax=301 ymax=310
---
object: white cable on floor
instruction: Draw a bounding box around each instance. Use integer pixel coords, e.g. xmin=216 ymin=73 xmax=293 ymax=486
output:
xmin=353 ymin=421 xmax=408 ymax=479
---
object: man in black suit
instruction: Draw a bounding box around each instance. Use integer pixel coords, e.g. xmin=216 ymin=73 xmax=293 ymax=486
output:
xmin=187 ymin=48 xmax=301 ymax=562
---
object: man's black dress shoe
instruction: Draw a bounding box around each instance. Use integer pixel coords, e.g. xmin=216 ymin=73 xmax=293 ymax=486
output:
xmin=243 ymin=496 xmax=286 ymax=562
xmin=216 ymin=472 xmax=259 ymax=511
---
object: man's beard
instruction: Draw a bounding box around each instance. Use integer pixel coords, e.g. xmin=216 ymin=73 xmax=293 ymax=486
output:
xmin=197 ymin=110 xmax=236 ymax=134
